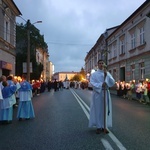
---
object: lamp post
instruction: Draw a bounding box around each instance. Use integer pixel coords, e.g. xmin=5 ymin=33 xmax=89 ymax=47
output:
xmin=26 ymin=19 xmax=42 ymax=81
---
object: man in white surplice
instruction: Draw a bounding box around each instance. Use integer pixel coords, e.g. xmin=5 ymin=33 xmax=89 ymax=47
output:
xmin=88 ymin=59 xmax=115 ymax=134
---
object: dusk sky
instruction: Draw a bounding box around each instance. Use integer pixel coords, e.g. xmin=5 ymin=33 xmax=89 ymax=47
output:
xmin=14 ymin=0 xmax=145 ymax=73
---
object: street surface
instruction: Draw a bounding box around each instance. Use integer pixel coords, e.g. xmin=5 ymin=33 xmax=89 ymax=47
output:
xmin=0 ymin=88 xmax=150 ymax=150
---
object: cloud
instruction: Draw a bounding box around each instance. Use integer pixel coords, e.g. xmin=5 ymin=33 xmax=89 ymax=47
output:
xmin=14 ymin=0 xmax=145 ymax=72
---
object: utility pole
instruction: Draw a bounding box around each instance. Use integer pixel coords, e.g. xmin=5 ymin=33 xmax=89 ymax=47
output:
xmin=26 ymin=20 xmax=42 ymax=81
xmin=27 ymin=19 xmax=30 ymax=82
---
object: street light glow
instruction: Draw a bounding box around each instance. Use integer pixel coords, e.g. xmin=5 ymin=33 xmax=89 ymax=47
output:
xmin=33 ymin=21 xmax=42 ymax=24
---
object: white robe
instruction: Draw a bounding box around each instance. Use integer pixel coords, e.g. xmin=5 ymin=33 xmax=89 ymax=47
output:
xmin=88 ymin=69 xmax=115 ymax=128
xmin=19 ymin=90 xmax=33 ymax=101
xmin=0 ymin=82 xmax=3 ymax=100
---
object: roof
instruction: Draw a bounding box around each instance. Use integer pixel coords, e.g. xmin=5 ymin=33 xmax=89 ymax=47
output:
xmin=107 ymin=0 xmax=149 ymax=39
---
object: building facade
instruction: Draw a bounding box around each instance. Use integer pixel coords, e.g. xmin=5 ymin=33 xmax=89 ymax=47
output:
xmin=85 ymin=0 xmax=150 ymax=82
xmin=36 ymin=47 xmax=49 ymax=81
xmin=107 ymin=0 xmax=150 ymax=82
xmin=53 ymin=72 xmax=79 ymax=81
xmin=0 ymin=0 xmax=21 ymax=76
xmin=85 ymin=26 xmax=118 ymax=75
xmin=46 ymin=61 xmax=54 ymax=81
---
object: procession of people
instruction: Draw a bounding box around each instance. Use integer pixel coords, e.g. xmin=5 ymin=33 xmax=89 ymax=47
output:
xmin=1 ymin=70 xmax=150 ymax=129
xmin=0 ymin=74 xmax=85 ymax=125
xmin=115 ymin=79 xmax=150 ymax=105
xmin=0 ymin=74 xmax=35 ymax=124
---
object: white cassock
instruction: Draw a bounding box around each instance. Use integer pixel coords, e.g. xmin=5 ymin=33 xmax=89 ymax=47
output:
xmin=0 ymin=82 xmax=3 ymax=100
xmin=88 ymin=69 xmax=115 ymax=129
xmin=0 ymin=88 xmax=3 ymax=100
xmin=0 ymin=83 xmax=3 ymax=110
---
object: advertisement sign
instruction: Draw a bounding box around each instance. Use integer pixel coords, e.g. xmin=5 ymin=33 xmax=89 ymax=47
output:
xmin=0 ymin=61 xmax=12 ymax=70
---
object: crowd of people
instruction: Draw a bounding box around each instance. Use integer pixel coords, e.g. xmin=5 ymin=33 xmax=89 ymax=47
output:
xmin=0 ymin=74 xmax=35 ymax=125
xmin=31 ymin=79 xmax=68 ymax=94
xmin=0 ymin=74 xmax=89 ymax=125
xmin=115 ymin=79 xmax=150 ymax=105
xmin=31 ymin=79 xmax=88 ymax=94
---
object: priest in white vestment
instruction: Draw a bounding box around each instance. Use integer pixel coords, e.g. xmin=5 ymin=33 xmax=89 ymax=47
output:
xmin=88 ymin=59 xmax=115 ymax=134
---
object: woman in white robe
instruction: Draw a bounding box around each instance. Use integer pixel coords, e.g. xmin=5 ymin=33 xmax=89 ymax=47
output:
xmin=88 ymin=60 xmax=115 ymax=134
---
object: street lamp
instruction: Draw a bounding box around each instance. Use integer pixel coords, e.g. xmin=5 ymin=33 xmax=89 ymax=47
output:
xmin=27 ymin=19 xmax=42 ymax=81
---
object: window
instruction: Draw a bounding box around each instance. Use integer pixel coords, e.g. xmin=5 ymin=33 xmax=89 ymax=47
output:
xmin=98 ymin=52 xmax=101 ymax=60
xmin=131 ymin=32 xmax=136 ymax=49
xmin=113 ymin=69 xmax=117 ymax=80
xmin=139 ymin=62 xmax=145 ymax=79
xmin=107 ymin=46 xmax=112 ymax=59
xmin=4 ymin=16 xmax=10 ymax=43
xmin=94 ymin=55 xmax=97 ymax=67
xmin=13 ymin=22 xmax=16 ymax=47
xmin=139 ymin=27 xmax=144 ymax=45
xmin=131 ymin=64 xmax=135 ymax=80
xmin=5 ymin=22 xmax=8 ymax=41
xmin=113 ymin=43 xmax=117 ymax=57
xmin=120 ymin=39 xmax=125 ymax=54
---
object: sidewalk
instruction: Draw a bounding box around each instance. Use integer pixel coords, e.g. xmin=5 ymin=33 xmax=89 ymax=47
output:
xmin=110 ymin=89 xmax=150 ymax=106
xmin=110 ymin=89 xmax=137 ymax=101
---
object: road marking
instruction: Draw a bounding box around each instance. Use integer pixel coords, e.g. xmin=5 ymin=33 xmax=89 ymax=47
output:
xmin=108 ymin=130 xmax=126 ymax=150
xmin=101 ymin=138 xmax=114 ymax=150
xmin=70 ymin=89 xmax=127 ymax=150
xmin=71 ymin=89 xmax=89 ymax=119
xmin=72 ymin=90 xmax=90 ymax=111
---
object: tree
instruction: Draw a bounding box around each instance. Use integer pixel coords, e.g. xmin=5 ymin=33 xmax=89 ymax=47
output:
xmin=70 ymin=74 xmax=82 ymax=82
xmin=80 ymin=67 xmax=86 ymax=79
xmin=16 ymin=22 xmax=48 ymax=80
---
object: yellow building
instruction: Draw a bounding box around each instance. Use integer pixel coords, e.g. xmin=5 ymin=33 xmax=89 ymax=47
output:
xmin=52 ymin=72 xmax=79 ymax=81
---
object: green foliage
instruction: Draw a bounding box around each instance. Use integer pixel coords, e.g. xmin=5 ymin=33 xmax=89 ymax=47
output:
xmin=70 ymin=74 xmax=82 ymax=81
xmin=30 ymin=63 xmax=43 ymax=80
xmin=70 ymin=68 xmax=86 ymax=82
xmin=80 ymin=67 xmax=86 ymax=79
xmin=15 ymin=52 xmax=25 ymax=76
xmin=16 ymin=22 xmax=47 ymax=80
